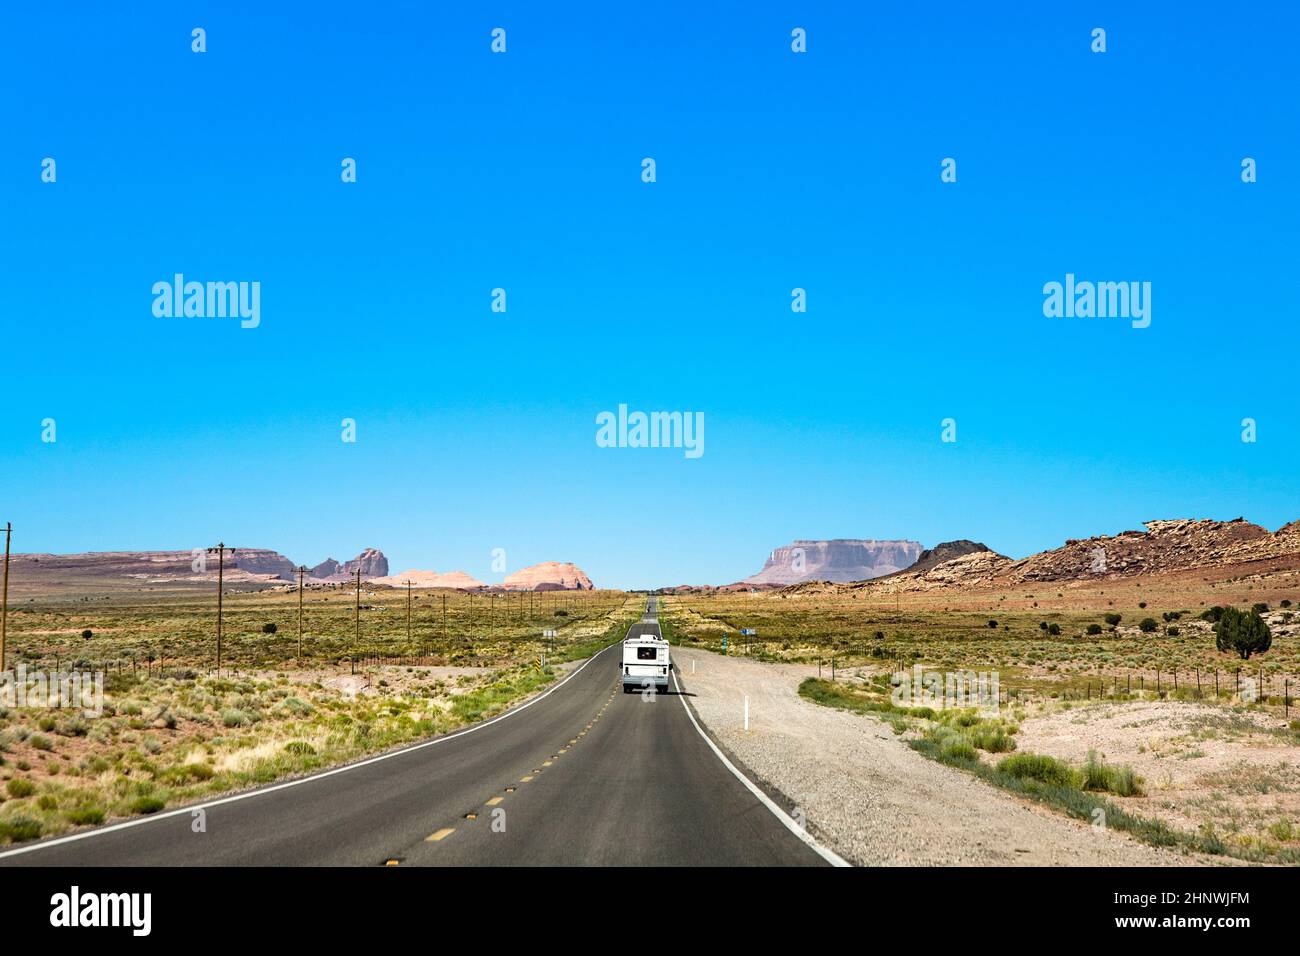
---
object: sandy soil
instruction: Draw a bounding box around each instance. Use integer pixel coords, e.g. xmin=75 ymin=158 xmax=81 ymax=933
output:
xmin=1014 ymin=699 xmax=1300 ymax=845
xmin=675 ymin=647 xmax=1211 ymax=866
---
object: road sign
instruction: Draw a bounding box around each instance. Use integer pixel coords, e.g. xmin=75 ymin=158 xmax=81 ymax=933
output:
xmin=741 ymin=628 xmax=757 ymax=636
xmin=543 ymin=629 xmax=556 ymax=638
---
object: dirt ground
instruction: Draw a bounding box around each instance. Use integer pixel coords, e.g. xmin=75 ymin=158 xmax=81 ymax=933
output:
xmin=675 ymin=647 xmax=1222 ymax=866
xmin=1013 ymin=699 xmax=1300 ymax=850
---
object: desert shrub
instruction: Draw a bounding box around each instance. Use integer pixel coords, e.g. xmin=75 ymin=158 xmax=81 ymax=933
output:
xmin=221 ymin=708 xmax=252 ymax=728
xmin=58 ymin=717 xmax=89 ymax=737
xmin=1104 ymin=613 xmax=1122 ymax=627
xmin=284 ymin=741 xmax=316 ymax=756
xmin=129 ymin=796 xmax=166 ymax=814
xmin=1214 ymin=607 xmax=1272 ymax=660
xmin=1139 ymin=618 xmax=1159 ymax=633
xmin=1253 ymin=602 xmax=1270 ymax=614
xmin=940 ymin=736 xmax=978 ymax=761
xmin=6 ymin=778 xmax=35 ymax=798
xmin=1087 ymin=624 xmax=1103 ymax=635
xmin=970 ymin=724 xmax=1016 ymax=753
xmin=29 ymin=734 xmax=52 ymax=752
xmin=987 ymin=620 xmax=998 ymax=629
xmin=1201 ymin=606 xmax=1225 ymax=623
xmin=1166 ymin=626 xmax=1180 ymax=636
xmin=160 ymin=763 xmax=214 ymax=784
xmin=1047 ymin=623 xmax=1061 ymax=636
xmin=37 ymin=717 xmax=56 ymax=732
xmin=262 ymin=623 xmax=278 ymax=634
xmin=65 ymin=804 xmax=106 ymax=826
xmin=997 ymin=753 xmax=1078 ymax=788
xmin=1082 ymin=751 xmax=1144 ymax=796
xmin=0 ymin=816 xmax=42 ymax=842
xmin=81 ymin=629 xmax=93 ymax=639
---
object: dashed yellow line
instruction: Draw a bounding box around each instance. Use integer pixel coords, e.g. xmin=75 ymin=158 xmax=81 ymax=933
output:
xmin=425 ymin=828 xmax=455 ymax=843
xmin=520 ymin=775 xmax=534 ymax=782
xmin=542 ymin=760 xmax=553 ymax=767
xmin=485 ymin=796 xmax=503 ymax=807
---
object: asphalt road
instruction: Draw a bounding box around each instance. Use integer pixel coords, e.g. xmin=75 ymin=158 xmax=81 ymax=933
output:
xmin=0 ymin=600 xmax=831 ymax=866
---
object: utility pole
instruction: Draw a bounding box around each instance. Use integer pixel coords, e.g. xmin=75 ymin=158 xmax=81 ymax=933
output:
xmin=1 ymin=522 xmax=11 ymax=671
xmin=405 ymin=579 xmax=414 ymax=651
xmin=354 ymin=567 xmax=362 ymax=665
xmin=207 ymin=542 xmax=235 ymax=676
xmin=297 ymin=565 xmax=307 ymax=659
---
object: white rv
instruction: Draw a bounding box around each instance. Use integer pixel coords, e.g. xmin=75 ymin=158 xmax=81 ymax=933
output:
xmin=622 ymin=634 xmax=672 ymax=693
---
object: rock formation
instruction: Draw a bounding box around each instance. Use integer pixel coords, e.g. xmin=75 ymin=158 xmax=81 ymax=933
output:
xmin=370 ymin=569 xmax=486 ymax=589
xmin=743 ymin=539 xmax=924 ymax=585
xmin=502 ymin=562 xmax=594 ymax=590
xmin=894 ymin=540 xmax=995 ymax=576
xmin=309 ymin=558 xmax=340 ymax=579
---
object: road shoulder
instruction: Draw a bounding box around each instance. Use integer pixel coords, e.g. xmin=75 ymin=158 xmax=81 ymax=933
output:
xmin=673 ymin=647 xmax=1200 ymax=866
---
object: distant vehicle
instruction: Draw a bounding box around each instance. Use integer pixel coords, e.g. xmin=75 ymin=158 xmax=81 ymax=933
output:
xmin=622 ymin=633 xmax=671 ymax=693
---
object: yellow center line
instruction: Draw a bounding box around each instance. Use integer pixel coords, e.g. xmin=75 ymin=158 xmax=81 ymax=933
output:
xmin=520 ymin=775 xmax=534 ymax=782
xmin=485 ymin=796 xmax=503 ymax=806
xmin=425 ymin=828 xmax=455 ymax=843
xmin=542 ymin=760 xmax=553 ymax=766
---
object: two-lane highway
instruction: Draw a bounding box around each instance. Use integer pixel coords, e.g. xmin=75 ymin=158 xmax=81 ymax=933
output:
xmin=0 ymin=599 xmax=836 ymax=866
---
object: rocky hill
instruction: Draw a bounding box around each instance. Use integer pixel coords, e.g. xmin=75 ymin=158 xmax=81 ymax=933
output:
xmin=744 ymin=539 xmax=923 ymax=586
xmin=370 ymin=569 xmax=486 ymax=589
xmin=7 ymin=546 xmax=392 ymax=591
xmin=502 ymin=562 xmax=594 ymax=591
xmin=895 ymin=540 xmax=995 ymax=576
xmin=1003 ymin=518 xmax=1276 ymax=582
xmin=310 ymin=548 xmax=390 ymax=582
xmin=839 ymin=518 xmax=1300 ymax=594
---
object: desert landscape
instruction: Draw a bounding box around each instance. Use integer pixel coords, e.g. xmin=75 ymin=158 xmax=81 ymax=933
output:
xmin=0 ymin=548 xmax=627 ymax=844
xmin=656 ymin=517 xmax=1300 ymax=864
xmin=1 ymin=516 xmax=1296 ymax=865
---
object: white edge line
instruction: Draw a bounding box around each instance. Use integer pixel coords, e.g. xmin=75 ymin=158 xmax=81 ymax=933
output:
xmin=672 ymin=667 xmax=851 ymax=868
xmin=0 ymin=642 xmax=619 ymax=861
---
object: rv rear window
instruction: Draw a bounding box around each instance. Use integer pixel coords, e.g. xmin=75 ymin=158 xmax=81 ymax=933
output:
xmin=636 ymin=647 xmax=658 ymax=661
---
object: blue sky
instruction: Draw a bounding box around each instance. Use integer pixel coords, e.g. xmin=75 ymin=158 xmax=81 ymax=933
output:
xmin=2 ymin=2 xmax=1297 ymax=588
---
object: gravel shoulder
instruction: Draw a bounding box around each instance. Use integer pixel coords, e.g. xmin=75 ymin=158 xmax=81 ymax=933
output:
xmin=674 ymin=648 xmax=1206 ymax=866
